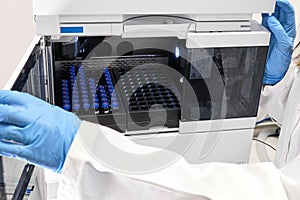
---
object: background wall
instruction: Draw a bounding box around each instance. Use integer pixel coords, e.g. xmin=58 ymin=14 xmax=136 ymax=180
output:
xmin=0 ymin=0 xmax=35 ymax=89
xmin=291 ymin=0 xmax=300 ymax=46
xmin=0 ymin=1 xmax=299 ymax=89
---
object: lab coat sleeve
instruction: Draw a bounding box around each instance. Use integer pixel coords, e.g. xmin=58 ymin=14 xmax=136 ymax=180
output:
xmin=260 ymin=63 xmax=297 ymax=124
xmin=279 ymin=154 xmax=300 ymax=200
xmin=260 ymin=62 xmax=300 ymax=167
xmin=56 ymin=121 xmax=298 ymax=200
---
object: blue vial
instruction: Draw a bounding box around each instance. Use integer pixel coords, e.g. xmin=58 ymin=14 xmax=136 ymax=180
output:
xmin=82 ymin=94 xmax=89 ymax=99
xmin=72 ymin=90 xmax=79 ymax=95
xmin=79 ymin=79 xmax=85 ymax=84
xmin=72 ymin=95 xmax=79 ymax=99
xmin=102 ymin=101 xmax=109 ymax=107
xmin=62 ymin=90 xmax=69 ymax=96
xmin=90 ymin=85 xmax=96 ymax=90
xmin=63 ymin=98 xmax=70 ymax=103
xmin=70 ymin=65 xmax=75 ymax=71
xmin=111 ymin=102 xmax=119 ymax=110
xmin=82 ymin=98 xmax=89 ymax=103
xmin=111 ymin=92 xmax=117 ymax=98
xmin=98 ymin=88 xmax=103 ymax=93
xmin=106 ymin=82 xmax=113 ymax=87
xmin=90 ymin=89 xmax=97 ymax=95
xmin=93 ymin=102 xmax=100 ymax=109
xmin=101 ymin=97 xmax=108 ymax=103
xmin=62 ymin=95 xmax=70 ymax=100
xmin=70 ymin=74 xmax=76 ymax=80
xmin=73 ymin=103 xmax=80 ymax=111
xmin=99 ymin=93 xmax=106 ymax=98
xmin=73 ymin=100 xmax=80 ymax=105
xmin=105 ymin=77 xmax=112 ymax=82
xmin=72 ymin=99 xmax=80 ymax=104
xmin=98 ymin=85 xmax=105 ymax=89
xmin=90 ymin=83 xmax=96 ymax=87
xmin=99 ymin=89 xmax=106 ymax=95
xmin=107 ymin=84 xmax=114 ymax=89
xmin=70 ymin=77 xmax=76 ymax=83
xmin=90 ymin=86 xmax=96 ymax=91
xmin=79 ymin=72 xmax=85 ymax=77
xmin=91 ymin=92 xmax=98 ymax=98
xmin=70 ymin=66 xmax=75 ymax=71
xmin=72 ymin=93 xmax=79 ymax=97
xmin=108 ymin=88 xmax=114 ymax=96
xmin=80 ymin=82 xmax=87 ymax=89
xmin=111 ymin=96 xmax=118 ymax=102
xmin=81 ymin=90 xmax=88 ymax=94
xmin=83 ymin=102 xmax=90 ymax=109
xmin=81 ymin=94 xmax=88 ymax=99
xmin=90 ymin=91 xmax=97 ymax=97
xmin=73 ymin=101 xmax=80 ymax=106
xmin=63 ymin=103 xmax=71 ymax=111
xmin=81 ymin=85 xmax=87 ymax=89
xmin=102 ymin=102 xmax=109 ymax=113
xmin=92 ymin=97 xmax=99 ymax=103
xmin=62 ymin=90 xmax=68 ymax=95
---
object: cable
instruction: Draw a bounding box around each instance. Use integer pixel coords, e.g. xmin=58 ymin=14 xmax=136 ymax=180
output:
xmin=253 ymin=138 xmax=276 ymax=151
xmin=0 ymin=157 xmax=6 ymax=200
xmin=256 ymin=117 xmax=271 ymax=125
xmin=293 ymin=41 xmax=300 ymax=52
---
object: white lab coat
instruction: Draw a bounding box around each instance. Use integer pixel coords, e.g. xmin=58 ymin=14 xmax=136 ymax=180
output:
xmin=56 ymin=62 xmax=300 ymax=200
xmin=261 ymin=62 xmax=300 ymax=168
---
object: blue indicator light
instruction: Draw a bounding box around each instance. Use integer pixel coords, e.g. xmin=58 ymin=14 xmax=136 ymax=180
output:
xmin=61 ymin=27 xmax=84 ymax=33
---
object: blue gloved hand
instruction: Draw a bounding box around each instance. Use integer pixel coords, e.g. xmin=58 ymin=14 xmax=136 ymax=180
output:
xmin=0 ymin=90 xmax=81 ymax=173
xmin=262 ymin=0 xmax=296 ymax=85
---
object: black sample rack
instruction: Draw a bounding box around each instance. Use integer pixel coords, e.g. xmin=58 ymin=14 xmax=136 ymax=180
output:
xmin=54 ymin=56 xmax=181 ymax=132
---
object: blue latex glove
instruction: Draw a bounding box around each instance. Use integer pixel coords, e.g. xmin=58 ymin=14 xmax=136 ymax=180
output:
xmin=262 ymin=0 xmax=296 ymax=85
xmin=0 ymin=90 xmax=81 ymax=173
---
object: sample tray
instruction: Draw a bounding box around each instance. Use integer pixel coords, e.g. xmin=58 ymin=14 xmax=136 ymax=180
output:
xmin=54 ymin=56 xmax=181 ymax=132
xmin=112 ymin=62 xmax=181 ymax=131
xmin=54 ymin=61 xmax=126 ymax=132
